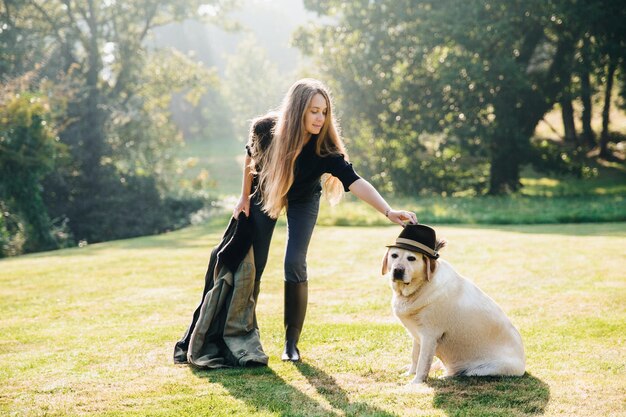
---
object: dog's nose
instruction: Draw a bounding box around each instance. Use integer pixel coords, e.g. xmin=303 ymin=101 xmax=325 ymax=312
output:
xmin=392 ymin=268 xmax=405 ymax=280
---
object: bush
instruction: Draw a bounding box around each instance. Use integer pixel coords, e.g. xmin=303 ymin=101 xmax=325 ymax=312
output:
xmin=44 ymin=168 xmax=206 ymax=244
xmin=528 ymin=139 xmax=590 ymax=178
xmin=0 ymin=92 xmax=65 ymax=256
xmin=351 ymin=130 xmax=489 ymax=196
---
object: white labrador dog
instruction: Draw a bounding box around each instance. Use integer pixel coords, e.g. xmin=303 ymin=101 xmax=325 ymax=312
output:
xmin=382 ymin=227 xmax=525 ymax=385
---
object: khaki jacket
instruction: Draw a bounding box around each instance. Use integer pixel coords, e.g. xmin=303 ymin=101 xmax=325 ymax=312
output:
xmin=174 ymin=215 xmax=268 ymax=368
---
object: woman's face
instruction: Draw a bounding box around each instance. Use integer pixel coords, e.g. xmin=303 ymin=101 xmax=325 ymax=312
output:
xmin=304 ymin=93 xmax=327 ymax=136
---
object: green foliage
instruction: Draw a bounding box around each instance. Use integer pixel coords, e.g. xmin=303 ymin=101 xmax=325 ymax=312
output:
xmin=222 ymin=34 xmax=288 ymax=138
xmin=298 ymin=0 xmax=625 ymax=195
xmin=48 ymin=171 xmax=204 ymax=243
xmin=0 ymin=202 xmax=24 ymax=258
xmin=0 ymin=1 xmax=233 ymax=252
xmin=194 ymin=84 xmax=236 ymax=142
xmin=349 ymin=126 xmax=489 ymax=196
xmin=0 ymin=92 xmax=68 ymax=256
xmin=0 ymin=0 xmax=50 ymax=77
xmin=107 ymin=48 xmax=216 ymax=185
xmin=527 ymin=139 xmax=592 ymax=178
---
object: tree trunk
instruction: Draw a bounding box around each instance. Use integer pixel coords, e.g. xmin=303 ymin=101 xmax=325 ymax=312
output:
xmin=488 ymin=35 xmax=574 ymax=195
xmin=489 ymin=152 xmax=520 ymax=194
xmin=599 ymin=54 xmax=616 ymax=159
xmin=561 ymin=92 xmax=577 ymax=144
xmin=82 ymin=0 xmax=105 ymax=182
xmin=580 ymin=42 xmax=596 ymax=149
xmin=70 ymin=0 xmax=110 ymax=242
xmin=488 ymin=121 xmax=523 ymax=195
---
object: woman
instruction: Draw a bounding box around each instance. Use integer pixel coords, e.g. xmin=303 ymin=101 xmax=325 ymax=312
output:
xmin=233 ymin=78 xmax=417 ymax=362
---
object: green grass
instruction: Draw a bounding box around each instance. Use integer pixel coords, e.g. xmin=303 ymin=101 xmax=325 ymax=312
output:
xmin=316 ymin=192 xmax=625 ymax=226
xmin=1 ymin=220 xmax=625 ymax=416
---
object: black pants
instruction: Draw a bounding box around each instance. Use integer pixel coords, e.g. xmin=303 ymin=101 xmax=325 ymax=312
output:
xmin=250 ymin=194 xmax=320 ymax=283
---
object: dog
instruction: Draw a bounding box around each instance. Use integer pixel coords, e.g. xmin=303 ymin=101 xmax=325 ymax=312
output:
xmin=382 ymin=224 xmax=525 ymax=385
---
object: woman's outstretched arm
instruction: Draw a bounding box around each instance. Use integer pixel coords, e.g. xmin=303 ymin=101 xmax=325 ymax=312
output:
xmin=348 ymin=178 xmax=418 ymax=226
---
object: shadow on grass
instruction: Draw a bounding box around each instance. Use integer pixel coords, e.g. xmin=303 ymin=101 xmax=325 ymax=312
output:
xmin=295 ymin=362 xmax=398 ymax=417
xmin=192 ymin=363 xmax=398 ymax=417
xmin=192 ymin=366 xmax=320 ymax=415
xmin=431 ymin=372 xmax=550 ymax=416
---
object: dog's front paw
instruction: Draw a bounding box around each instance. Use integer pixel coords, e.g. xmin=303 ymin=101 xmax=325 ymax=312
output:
xmin=410 ymin=376 xmax=426 ymax=385
xmin=405 ymin=380 xmax=433 ymax=393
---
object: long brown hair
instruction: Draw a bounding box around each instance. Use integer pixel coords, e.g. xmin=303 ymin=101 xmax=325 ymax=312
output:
xmin=255 ymin=78 xmax=348 ymax=218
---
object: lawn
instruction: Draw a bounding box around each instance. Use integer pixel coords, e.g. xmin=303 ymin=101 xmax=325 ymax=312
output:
xmin=1 ymin=218 xmax=624 ymax=416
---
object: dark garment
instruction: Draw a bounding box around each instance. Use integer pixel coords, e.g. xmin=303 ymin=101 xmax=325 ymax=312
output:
xmin=173 ymin=213 xmax=268 ymax=368
xmin=287 ymin=138 xmax=359 ymax=202
xmin=245 ymin=116 xmax=361 ymax=203
xmin=243 ymin=116 xmax=355 ymax=285
xmin=250 ymin=194 xmax=277 ymax=281
xmin=249 ymin=192 xmax=320 ymax=283
xmin=284 ymin=193 xmax=320 ymax=282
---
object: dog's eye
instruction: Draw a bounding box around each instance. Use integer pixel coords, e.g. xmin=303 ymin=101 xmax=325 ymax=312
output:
xmin=390 ymin=253 xmax=399 ymax=259
xmin=407 ymin=256 xmax=417 ymax=261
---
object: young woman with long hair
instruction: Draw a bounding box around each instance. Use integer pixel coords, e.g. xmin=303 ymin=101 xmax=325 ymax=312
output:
xmin=233 ymin=78 xmax=417 ymax=361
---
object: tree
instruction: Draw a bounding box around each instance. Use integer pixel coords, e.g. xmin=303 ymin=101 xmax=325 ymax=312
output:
xmin=1 ymin=0 xmax=233 ymax=245
xmin=0 ymin=80 xmax=66 ymax=255
xmin=599 ymin=52 xmax=618 ymax=159
xmin=579 ymin=39 xmax=596 ymax=148
xmin=298 ymin=0 xmax=624 ymax=194
xmin=594 ymin=1 xmax=625 ymax=160
xmin=560 ymin=81 xmax=577 ymax=144
xmin=222 ymin=34 xmax=286 ymax=139
xmin=556 ymin=0 xmax=625 ymax=156
xmin=0 ymin=0 xmax=53 ymax=78
xmin=299 ymin=1 xmax=582 ymax=194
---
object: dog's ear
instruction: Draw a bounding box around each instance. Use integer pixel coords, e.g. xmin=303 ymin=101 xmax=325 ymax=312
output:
xmin=381 ymin=249 xmax=390 ymax=275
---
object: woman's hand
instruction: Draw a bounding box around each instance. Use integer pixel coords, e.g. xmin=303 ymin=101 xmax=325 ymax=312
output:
xmin=386 ymin=209 xmax=418 ymax=227
xmin=347 ymin=179 xmax=418 ymax=227
xmin=233 ymin=195 xmax=251 ymax=218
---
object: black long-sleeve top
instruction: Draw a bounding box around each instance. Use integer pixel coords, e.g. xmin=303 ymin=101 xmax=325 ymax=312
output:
xmin=245 ymin=116 xmax=360 ymax=203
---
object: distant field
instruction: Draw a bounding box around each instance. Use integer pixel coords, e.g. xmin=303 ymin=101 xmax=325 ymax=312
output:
xmin=1 ymin=221 xmax=624 ymax=416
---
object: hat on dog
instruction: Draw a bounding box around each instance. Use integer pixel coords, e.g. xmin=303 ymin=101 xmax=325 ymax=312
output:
xmin=387 ymin=224 xmax=440 ymax=259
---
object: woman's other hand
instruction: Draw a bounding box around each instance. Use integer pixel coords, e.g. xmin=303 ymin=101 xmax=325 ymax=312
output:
xmin=233 ymin=195 xmax=251 ymax=218
xmin=387 ymin=209 xmax=418 ymax=227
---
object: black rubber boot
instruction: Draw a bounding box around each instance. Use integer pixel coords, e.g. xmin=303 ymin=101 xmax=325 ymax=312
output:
xmin=281 ymin=281 xmax=308 ymax=362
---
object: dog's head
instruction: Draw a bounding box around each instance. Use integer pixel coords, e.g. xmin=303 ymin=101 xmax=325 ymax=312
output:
xmin=381 ymin=240 xmax=446 ymax=296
